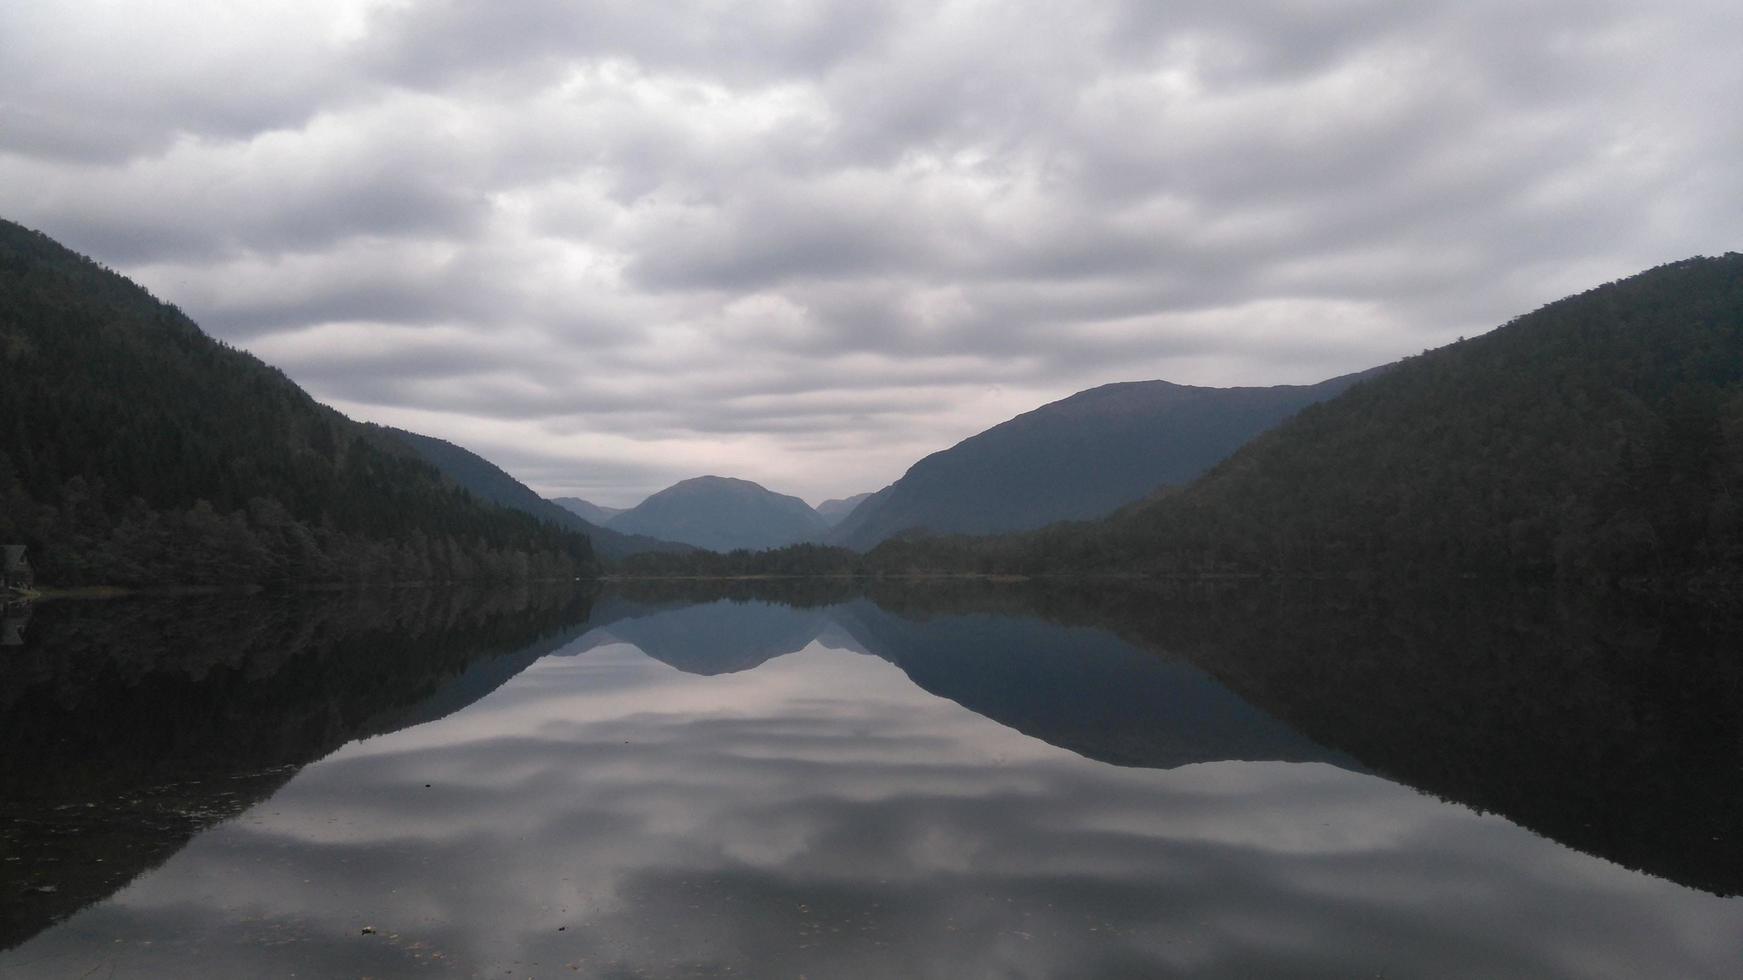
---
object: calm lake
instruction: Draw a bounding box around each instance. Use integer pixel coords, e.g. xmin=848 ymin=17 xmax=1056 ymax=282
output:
xmin=2 ymin=583 xmax=1740 ymax=978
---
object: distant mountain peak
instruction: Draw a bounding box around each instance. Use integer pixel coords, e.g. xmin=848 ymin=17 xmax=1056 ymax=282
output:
xmin=608 ymin=476 xmax=830 ymax=552
xmin=830 ymin=370 xmax=1382 ymax=550
xmin=816 ymin=492 xmax=876 ymax=527
xmin=665 ymin=475 xmax=777 ymax=494
xmin=551 ymin=496 xmax=625 ymax=526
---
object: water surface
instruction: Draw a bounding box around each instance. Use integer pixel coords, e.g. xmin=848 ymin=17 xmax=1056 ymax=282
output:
xmin=2 ymin=584 xmax=1739 ymax=977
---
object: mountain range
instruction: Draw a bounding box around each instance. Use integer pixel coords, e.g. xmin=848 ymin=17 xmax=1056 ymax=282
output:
xmin=552 ymin=497 xmax=625 ymax=526
xmin=605 ymin=475 xmax=832 ymax=552
xmin=830 ymin=370 xmax=1382 ymax=550
xmin=384 ymin=429 xmax=690 ymax=561
xmin=7 ymin=211 xmax=1739 ymax=585
xmin=537 ymin=368 xmax=1390 ymax=557
xmin=864 ymin=254 xmax=1743 ymax=584
xmin=815 ymin=493 xmax=874 ymax=526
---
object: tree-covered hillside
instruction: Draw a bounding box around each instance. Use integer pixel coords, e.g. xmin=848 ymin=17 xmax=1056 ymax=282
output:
xmin=0 ymin=219 xmax=595 ymax=586
xmin=1113 ymin=254 xmax=1743 ymax=581
xmin=383 ymin=427 xmax=691 ymax=562
xmin=875 ymin=255 xmax=1743 ymax=587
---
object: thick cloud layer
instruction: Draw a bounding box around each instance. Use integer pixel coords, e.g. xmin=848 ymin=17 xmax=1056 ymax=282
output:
xmin=3 ymin=0 xmax=1738 ymax=504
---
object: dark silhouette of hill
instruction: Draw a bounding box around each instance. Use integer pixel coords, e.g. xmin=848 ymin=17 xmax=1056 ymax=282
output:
xmin=863 ymin=255 xmax=1743 ymax=587
xmin=384 ymin=428 xmax=690 ymax=562
xmin=815 ymin=492 xmax=873 ymax=526
xmin=832 ymin=371 xmax=1380 ymax=550
xmin=1099 ymin=255 xmax=1743 ymax=581
xmin=552 ymin=496 xmax=626 ymax=525
xmin=0 ymin=218 xmax=594 ymax=586
xmin=608 ymin=475 xmax=831 ymax=552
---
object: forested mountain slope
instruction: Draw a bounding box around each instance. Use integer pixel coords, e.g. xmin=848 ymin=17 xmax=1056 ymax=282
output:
xmin=384 ymin=428 xmax=690 ymax=561
xmin=1114 ymin=254 xmax=1743 ymax=580
xmin=876 ymin=255 xmax=1743 ymax=584
xmin=832 ymin=370 xmax=1380 ymax=550
xmin=0 ymin=218 xmax=595 ymax=586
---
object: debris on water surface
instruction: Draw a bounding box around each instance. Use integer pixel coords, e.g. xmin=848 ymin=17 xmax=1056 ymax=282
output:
xmin=361 ymin=926 xmax=376 ymax=935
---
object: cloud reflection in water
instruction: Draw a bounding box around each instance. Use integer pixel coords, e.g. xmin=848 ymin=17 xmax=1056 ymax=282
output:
xmin=6 ymin=624 xmax=1741 ymax=978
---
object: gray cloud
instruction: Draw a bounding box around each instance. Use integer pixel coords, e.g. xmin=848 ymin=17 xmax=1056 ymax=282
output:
xmin=2 ymin=0 xmax=1738 ymax=503
xmin=360 ymin=0 xmax=905 ymax=90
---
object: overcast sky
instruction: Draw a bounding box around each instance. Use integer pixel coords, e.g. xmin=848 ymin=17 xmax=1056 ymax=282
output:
xmin=2 ymin=1 xmax=1738 ymax=506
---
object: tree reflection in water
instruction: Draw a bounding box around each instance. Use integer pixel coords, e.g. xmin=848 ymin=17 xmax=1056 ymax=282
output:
xmin=1 ymin=579 xmax=1738 ymax=977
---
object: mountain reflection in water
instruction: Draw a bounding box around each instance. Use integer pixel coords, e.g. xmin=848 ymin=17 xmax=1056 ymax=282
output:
xmin=1 ymin=582 xmax=1739 ymax=978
